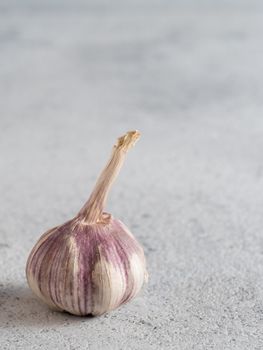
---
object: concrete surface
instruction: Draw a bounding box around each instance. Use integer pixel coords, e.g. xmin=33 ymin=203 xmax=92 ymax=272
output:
xmin=1 ymin=1 xmax=263 ymax=349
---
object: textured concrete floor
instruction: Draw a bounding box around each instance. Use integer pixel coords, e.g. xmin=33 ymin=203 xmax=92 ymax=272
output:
xmin=1 ymin=1 xmax=263 ymax=349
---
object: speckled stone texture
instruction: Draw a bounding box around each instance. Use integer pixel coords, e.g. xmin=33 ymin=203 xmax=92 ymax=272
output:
xmin=1 ymin=1 xmax=263 ymax=349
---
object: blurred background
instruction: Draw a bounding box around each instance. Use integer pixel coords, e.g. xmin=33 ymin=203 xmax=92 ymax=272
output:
xmin=1 ymin=1 xmax=263 ymax=349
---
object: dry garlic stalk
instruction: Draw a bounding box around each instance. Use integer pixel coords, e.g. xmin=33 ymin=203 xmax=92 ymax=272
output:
xmin=26 ymin=131 xmax=147 ymax=316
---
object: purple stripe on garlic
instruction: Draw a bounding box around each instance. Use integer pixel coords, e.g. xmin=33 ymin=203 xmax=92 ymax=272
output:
xmin=26 ymin=131 xmax=148 ymax=316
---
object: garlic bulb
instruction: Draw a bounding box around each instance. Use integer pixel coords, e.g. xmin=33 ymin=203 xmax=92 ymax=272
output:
xmin=26 ymin=131 xmax=147 ymax=316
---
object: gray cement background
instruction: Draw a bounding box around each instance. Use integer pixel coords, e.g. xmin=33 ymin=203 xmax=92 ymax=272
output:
xmin=1 ymin=1 xmax=263 ymax=349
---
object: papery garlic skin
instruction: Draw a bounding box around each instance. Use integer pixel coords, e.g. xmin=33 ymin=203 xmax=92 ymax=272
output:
xmin=26 ymin=131 xmax=148 ymax=316
xmin=26 ymin=217 xmax=147 ymax=316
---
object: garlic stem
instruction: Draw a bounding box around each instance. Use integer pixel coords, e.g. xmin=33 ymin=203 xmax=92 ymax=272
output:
xmin=79 ymin=130 xmax=140 ymax=224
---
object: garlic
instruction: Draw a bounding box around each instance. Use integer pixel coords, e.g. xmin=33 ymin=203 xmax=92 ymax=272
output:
xmin=26 ymin=130 xmax=147 ymax=316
